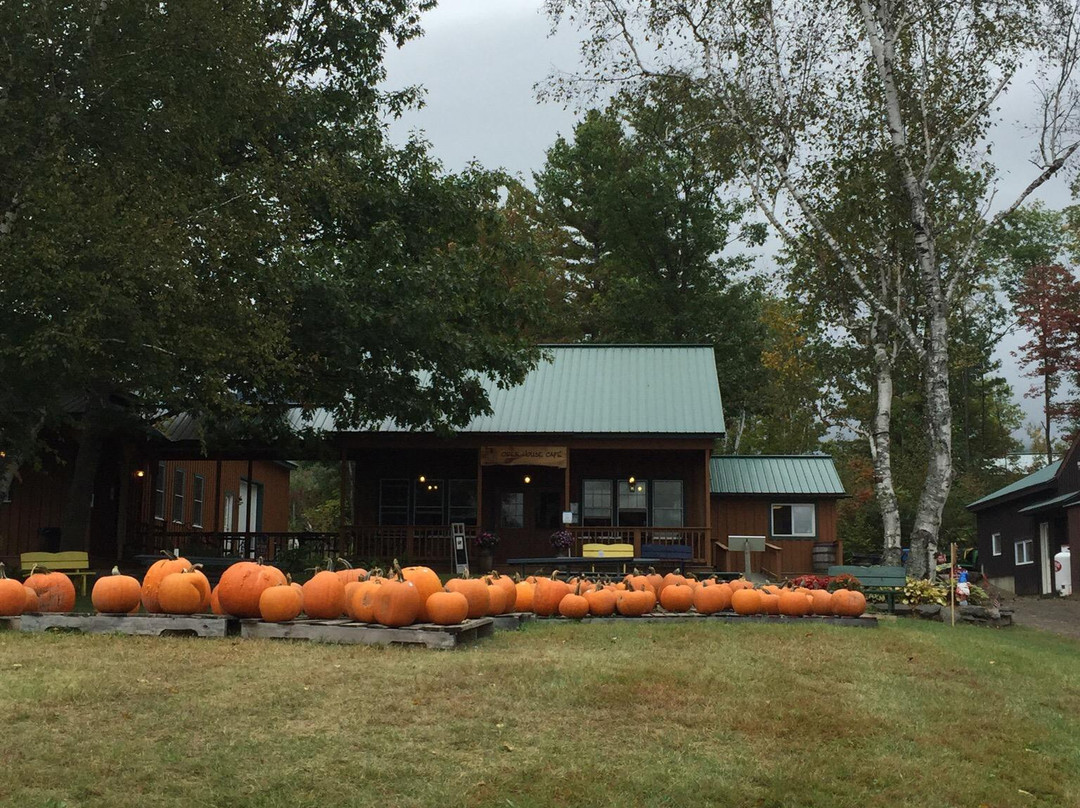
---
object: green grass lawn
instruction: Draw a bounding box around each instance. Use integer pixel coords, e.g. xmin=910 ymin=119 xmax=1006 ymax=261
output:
xmin=0 ymin=619 xmax=1077 ymax=808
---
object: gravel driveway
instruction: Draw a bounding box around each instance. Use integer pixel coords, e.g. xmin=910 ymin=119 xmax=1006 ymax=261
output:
xmin=1000 ymin=594 xmax=1080 ymax=641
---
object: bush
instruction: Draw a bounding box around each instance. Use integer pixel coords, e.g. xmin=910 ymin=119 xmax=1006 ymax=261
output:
xmin=826 ymin=573 xmax=863 ymax=593
xmin=903 ymin=578 xmax=947 ymax=606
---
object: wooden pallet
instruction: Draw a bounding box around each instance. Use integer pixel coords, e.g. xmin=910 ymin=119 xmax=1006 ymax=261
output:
xmin=0 ymin=616 xmax=20 ymax=631
xmin=19 ymin=613 xmax=238 ymax=637
xmin=491 ymin=612 xmax=535 ymax=630
xmin=239 ymin=617 xmax=494 ymax=649
xmin=536 ymin=612 xmax=878 ymax=628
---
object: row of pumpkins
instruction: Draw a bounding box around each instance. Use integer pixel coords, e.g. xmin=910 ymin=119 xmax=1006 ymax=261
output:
xmin=0 ymin=558 xmax=867 ymax=625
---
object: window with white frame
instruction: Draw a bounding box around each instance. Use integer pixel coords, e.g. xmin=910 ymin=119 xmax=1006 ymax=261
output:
xmin=379 ymin=479 xmax=409 ymax=526
xmin=223 ymin=491 xmax=235 ymax=531
xmin=1014 ymin=539 xmax=1034 ymax=565
xmin=172 ymin=468 xmax=185 ymax=524
xmin=153 ymin=461 xmax=166 ymax=521
xmin=991 ymin=532 xmax=1002 ymax=556
xmin=192 ymin=475 xmax=205 ymax=528
xmin=413 ymin=478 xmax=444 ymax=525
xmin=771 ymin=503 xmax=816 ymax=537
xmin=652 ymin=480 xmax=685 ymax=527
xmin=448 ymin=479 xmax=477 ymax=525
xmin=582 ymin=479 xmax=613 ymax=526
xmin=617 ymin=479 xmax=648 ymax=526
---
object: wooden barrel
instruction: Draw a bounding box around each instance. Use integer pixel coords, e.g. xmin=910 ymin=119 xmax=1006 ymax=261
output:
xmin=812 ymin=543 xmax=836 ymax=573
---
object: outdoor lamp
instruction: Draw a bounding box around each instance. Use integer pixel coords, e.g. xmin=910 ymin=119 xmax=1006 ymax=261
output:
xmin=524 ymin=475 xmax=532 ymax=484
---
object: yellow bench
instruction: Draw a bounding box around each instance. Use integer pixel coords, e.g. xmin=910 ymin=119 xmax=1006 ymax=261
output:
xmin=21 ymin=551 xmax=96 ymax=595
xmin=581 ymin=542 xmax=634 ymax=558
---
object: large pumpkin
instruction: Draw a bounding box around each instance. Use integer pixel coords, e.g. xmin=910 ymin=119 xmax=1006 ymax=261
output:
xmin=260 ymin=583 xmax=303 ymax=622
xmin=585 ymin=585 xmax=618 ymax=617
xmin=141 ymin=552 xmax=192 ymax=613
xmin=210 ymin=585 xmax=225 ymax=615
xmin=334 ymin=559 xmax=369 ymax=586
xmin=217 ymin=560 xmax=288 ymax=618
xmin=401 ymin=565 xmax=443 ymax=622
xmin=514 ymin=579 xmax=535 ymax=613
xmin=760 ymin=592 xmax=781 ymax=615
xmin=23 ymin=586 xmax=40 ymax=612
xmin=373 ymin=567 xmax=421 ymax=627
xmin=24 ymin=566 xmax=76 ymax=612
xmin=157 ymin=569 xmax=211 ymax=615
xmin=558 ymin=584 xmax=590 ymax=619
xmin=730 ymin=588 xmax=762 ymax=615
xmin=426 ymin=591 xmax=469 ymax=625
xmin=831 ymin=589 xmax=867 ymax=617
xmin=615 ymin=582 xmax=655 ymax=617
xmin=303 ymin=570 xmax=346 ymax=619
xmin=0 ymin=562 xmax=27 ymax=616
xmin=809 ymin=589 xmax=833 ymax=616
xmin=659 ymin=583 xmax=694 ymax=613
xmin=92 ymin=567 xmax=142 ymax=614
xmin=778 ymin=589 xmax=810 ymax=617
xmin=692 ymin=581 xmax=732 ymax=614
xmin=485 ymin=584 xmax=509 ymax=616
xmin=445 ymin=575 xmax=490 ymax=619
xmin=532 ymin=572 xmax=571 ymax=616
xmin=484 ymin=571 xmax=518 ymax=613
xmin=348 ymin=580 xmax=381 ymax=622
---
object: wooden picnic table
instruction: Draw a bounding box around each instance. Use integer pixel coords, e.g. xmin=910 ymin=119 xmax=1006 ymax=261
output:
xmin=505 ymin=556 xmax=663 ymax=575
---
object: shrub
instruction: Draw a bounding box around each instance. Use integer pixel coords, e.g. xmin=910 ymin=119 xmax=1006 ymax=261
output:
xmin=826 ymin=573 xmax=863 ymax=593
xmin=903 ymin=578 xmax=947 ymax=606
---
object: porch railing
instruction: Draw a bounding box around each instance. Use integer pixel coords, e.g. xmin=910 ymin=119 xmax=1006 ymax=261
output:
xmin=131 ymin=528 xmax=336 ymax=563
xmin=344 ymin=525 xmax=473 ymax=567
xmin=566 ymin=527 xmax=709 ymax=565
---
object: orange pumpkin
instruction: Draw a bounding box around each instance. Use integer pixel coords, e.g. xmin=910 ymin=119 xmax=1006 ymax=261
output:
xmin=91 ymin=566 xmax=142 ymax=614
xmin=140 ymin=552 xmax=192 ymax=613
xmin=334 ymin=559 xmax=368 ymax=586
xmin=210 ymin=585 xmax=225 ymax=615
xmin=692 ymin=581 xmax=732 ymax=614
xmin=514 ymin=579 xmax=535 ymax=612
xmin=644 ymin=568 xmax=664 ymax=594
xmin=23 ymin=586 xmax=39 ymax=613
xmin=809 ymin=589 xmax=833 ymax=616
xmin=445 ymin=574 xmax=490 ymax=619
xmin=585 ymin=585 xmax=618 ymax=617
xmin=303 ymin=570 xmax=346 ymax=619
xmin=373 ymin=566 xmax=421 ymax=627
xmin=831 ymin=589 xmax=867 ymax=617
xmin=349 ymin=580 xmax=381 ymax=622
xmin=260 ymin=583 xmax=303 ymax=622
xmin=730 ymin=588 xmax=762 ymax=615
xmin=217 ymin=559 xmax=287 ymax=618
xmin=483 ymin=571 xmax=518 ymax=613
xmin=0 ymin=562 xmax=27 ymax=616
xmin=402 ymin=565 xmax=443 ymax=621
xmin=24 ymin=566 xmax=76 ymax=612
xmin=532 ymin=572 xmax=571 ymax=616
xmin=760 ymin=593 xmax=781 ymax=614
xmin=157 ymin=569 xmax=211 ymax=615
xmin=426 ymin=591 xmax=469 ymax=625
xmin=660 ymin=583 xmax=694 ymax=613
xmin=615 ymin=581 xmax=655 ymax=617
xmin=558 ymin=582 xmax=590 ymax=619
xmin=778 ymin=589 xmax=810 ymax=617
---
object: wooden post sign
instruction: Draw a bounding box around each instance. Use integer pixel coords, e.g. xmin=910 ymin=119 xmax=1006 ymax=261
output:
xmin=480 ymin=446 xmax=567 ymax=468
xmin=452 ymin=522 xmax=469 ymax=575
xmin=727 ymin=535 xmax=766 ymax=579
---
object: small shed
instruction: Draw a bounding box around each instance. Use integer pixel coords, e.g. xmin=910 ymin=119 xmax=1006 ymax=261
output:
xmin=710 ymin=454 xmax=847 ymax=577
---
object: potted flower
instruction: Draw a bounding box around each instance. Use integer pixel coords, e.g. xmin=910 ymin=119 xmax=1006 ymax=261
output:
xmin=474 ymin=531 xmax=500 ymax=573
xmin=550 ymin=528 xmax=574 ymax=557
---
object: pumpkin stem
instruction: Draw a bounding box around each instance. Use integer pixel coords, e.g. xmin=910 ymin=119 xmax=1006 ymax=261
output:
xmin=626 ymin=579 xmax=635 ymax=592
xmin=336 ymin=557 xmax=352 ymax=569
xmin=513 ymin=572 xmax=522 ymax=583
xmin=0 ymin=561 xmax=6 ymax=580
xmin=647 ymin=566 xmax=657 ymax=575
xmin=159 ymin=549 xmax=176 ymax=560
xmin=391 ymin=559 xmax=406 ymax=583
xmin=550 ymin=570 xmax=560 ymax=580
xmin=111 ymin=565 xmax=122 ymax=576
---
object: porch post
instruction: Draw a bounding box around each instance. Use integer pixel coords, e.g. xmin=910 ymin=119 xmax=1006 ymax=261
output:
xmin=212 ymin=459 xmax=222 ymax=533
xmin=563 ymin=450 xmax=571 ymax=517
xmin=338 ymin=447 xmax=347 ymax=558
xmin=476 ymin=449 xmax=484 ymax=533
xmin=704 ymin=449 xmax=713 ymax=567
xmin=245 ymin=458 xmax=253 ymax=556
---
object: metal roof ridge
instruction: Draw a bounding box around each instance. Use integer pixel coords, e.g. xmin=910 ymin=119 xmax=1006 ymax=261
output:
xmin=711 ymin=453 xmax=834 ymax=459
xmin=534 ymin=343 xmax=715 ymax=348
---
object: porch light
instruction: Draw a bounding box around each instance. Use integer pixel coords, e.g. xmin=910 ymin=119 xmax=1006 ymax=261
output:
xmin=628 ymin=476 xmax=636 ymax=485
xmin=523 ymin=475 xmax=532 ymax=484
xmin=134 ymin=469 xmax=146 ymax=478
xmin=418 ymin=475 xmax=426 ymax=483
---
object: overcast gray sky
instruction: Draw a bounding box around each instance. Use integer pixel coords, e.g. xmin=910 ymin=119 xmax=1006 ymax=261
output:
xmin=382 ymin=0 xmax=1079 ymax=446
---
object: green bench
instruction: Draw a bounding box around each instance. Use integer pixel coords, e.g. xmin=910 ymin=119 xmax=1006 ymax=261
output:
xmin=828 ymin=564 xmax=906 ymax=612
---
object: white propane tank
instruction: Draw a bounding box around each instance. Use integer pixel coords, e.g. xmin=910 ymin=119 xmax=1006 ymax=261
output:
xmin=1054 ymin=545 xmax=1072 ymax=597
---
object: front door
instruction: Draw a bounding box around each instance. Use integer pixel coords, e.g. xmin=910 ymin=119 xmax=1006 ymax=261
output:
xmin=1040 ymin=522 xmax=1052 ymax=595
xmin=483 ymin=466 xmax=565 ymax=559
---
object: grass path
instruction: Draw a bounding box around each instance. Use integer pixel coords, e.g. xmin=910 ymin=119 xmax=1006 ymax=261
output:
xmin=1 ymin=620 xmax=1077 ymax=808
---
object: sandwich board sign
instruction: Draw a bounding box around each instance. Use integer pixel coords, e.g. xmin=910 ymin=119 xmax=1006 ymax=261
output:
xmin=727 ymin=535 xmax=766 ymax=578
xmin=452 ymin=523 xmax=469 ymax=574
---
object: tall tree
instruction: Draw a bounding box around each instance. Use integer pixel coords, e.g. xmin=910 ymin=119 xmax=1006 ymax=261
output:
xmin=533 ymin=102 xmax=769 ymax=430
xmin=1013 ymin=264 xmax=1080 ymax=460
xmin=546 ymin=0 xmax=1080 ymax=576
xmin=0 ymin=1 xmax=547 ymax=546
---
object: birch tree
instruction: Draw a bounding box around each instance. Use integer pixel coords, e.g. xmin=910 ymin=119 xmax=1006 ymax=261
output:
xmin=546 ymin=0 xmax=1080 ymax=575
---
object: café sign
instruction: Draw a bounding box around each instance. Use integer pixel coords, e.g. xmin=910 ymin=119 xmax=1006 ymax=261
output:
xmin=480 ymin=445 xmax=567 ymax=468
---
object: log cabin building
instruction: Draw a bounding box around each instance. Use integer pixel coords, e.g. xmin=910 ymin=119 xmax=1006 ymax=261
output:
xmin=967 ymin=435 xmax=1080 ymax=596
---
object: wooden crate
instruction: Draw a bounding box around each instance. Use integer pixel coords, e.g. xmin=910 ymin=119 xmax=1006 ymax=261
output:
xmin=19 ymin=613 xmax=238 ymax=638
xmin=239 ymin=617 xmax=494 ymax=649
xmin=491 ymin=612 xmax=535 ymax=631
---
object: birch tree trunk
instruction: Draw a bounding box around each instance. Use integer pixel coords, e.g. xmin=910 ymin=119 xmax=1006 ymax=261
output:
xmin=869 ymin=317 xmax=903 ymax=566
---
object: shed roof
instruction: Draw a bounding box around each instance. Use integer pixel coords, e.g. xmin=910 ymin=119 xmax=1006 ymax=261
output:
xmin=291 ymin=345 xmax=726 ymax=436
xmin=710 ymin=455 xmax=846 ymax=496
xmin=966 ymin=460 xmax=1062 ymax=510
xmin=1016 ymin=490 xmax=1080 ymax=514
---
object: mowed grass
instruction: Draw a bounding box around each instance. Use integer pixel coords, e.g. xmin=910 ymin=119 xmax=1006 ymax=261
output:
xmin=1 ymin=619 xmax=1078 ymax=808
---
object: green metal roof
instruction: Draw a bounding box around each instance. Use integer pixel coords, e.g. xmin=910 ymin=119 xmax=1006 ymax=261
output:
xmin=291 ymin=345 xmax=726 ymax=436
xmin=966 ymin=460 xmax=1062 ymax=510
xmin=710 ymin=455 xmax=846 ymax=496
xmin=1017 ymin=490 xmax=1080 ymax=514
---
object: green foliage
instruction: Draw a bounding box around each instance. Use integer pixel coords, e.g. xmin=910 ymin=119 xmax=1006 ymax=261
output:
xmin=903 ymin=578 xmax=947 ymax=606
xmin=289 ymin=463 xmax=342 ymax=532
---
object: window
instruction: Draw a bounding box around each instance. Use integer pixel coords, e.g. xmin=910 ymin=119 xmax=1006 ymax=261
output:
xmin=379 ymin=480 xmax=409 ymax=526
xmin=172 ymin=468 xmax=185 ymax=524
xmin=448 ymin=479 xmax=477 ymax=525
xmin=991 ymin=532 xmax=1002 ymax=556
xmin=223 ymin=491 xmax=235 ymax=531
xmin=413 ymin=478 xmax=444 ymax=525
xmin=192 ymin=475 xmax=205 ymax=528
xmin=652 ymin=480 xmax=684 ymax=527
xmin=1015 ymin=539 xmax=1034 ymax=565
xmin=618 ymin=479 xmax=648 ymax=526
xmin=500 ymin=492 xmax=524 ymax=528
xmin=771 ymin=503 xmax=816 ymax=537
xmin=153 ymin=461 xmax=166 ymax=521
xmin=582 ymin=480 xmax=613 ymax=526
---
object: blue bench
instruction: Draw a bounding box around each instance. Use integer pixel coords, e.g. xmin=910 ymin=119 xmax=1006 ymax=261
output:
xmin=641 ymin=543 xmax=693 ymax=562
